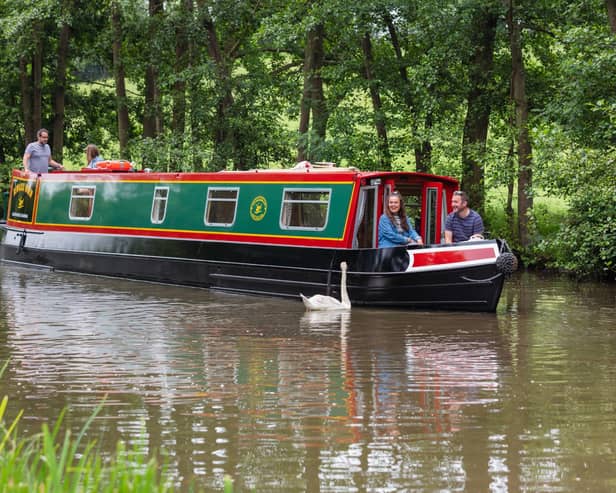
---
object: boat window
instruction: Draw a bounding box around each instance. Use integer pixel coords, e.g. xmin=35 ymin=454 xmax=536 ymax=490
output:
xmin=151 ymin=187 xmax=169 ymax=224
xmin=441 ymin=191 xmax=448 ymax=242
xmin=425 ymin=187 xmax=438 ymax=243
xmin=404 ymin=190 xmax=422 ymax=235
xmin=353 ymin=187 xmax=377 ymax=248
xmin=69 ymin=186 xmax=95 ymax=220
xmin=280 ymin=189 xmax=330 ymax=230
xmin=205 ymin=188 xmax=239 ymax=226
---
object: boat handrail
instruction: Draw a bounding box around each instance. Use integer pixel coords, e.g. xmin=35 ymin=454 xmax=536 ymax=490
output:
xmin=221 ymin=163 xmax=360 ymax=174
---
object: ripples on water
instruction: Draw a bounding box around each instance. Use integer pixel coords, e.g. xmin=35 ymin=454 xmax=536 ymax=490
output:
xmin=1 ymin=266 xmax=615 ymax=492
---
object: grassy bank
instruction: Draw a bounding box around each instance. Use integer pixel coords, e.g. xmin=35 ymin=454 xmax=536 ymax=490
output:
xmin=0 ymin=399 xmax=239 ymax=492
xmin=1 ymin=357 xmax=237 ymax=492
xmin=485 ymin=188 xmax=569 ymax=245
xmin=0 ymin=395 xmax=173 ymax=492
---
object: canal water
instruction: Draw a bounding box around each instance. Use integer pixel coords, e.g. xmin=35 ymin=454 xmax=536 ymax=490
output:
xmin=0 ymin=264 xmax=615 ymax=492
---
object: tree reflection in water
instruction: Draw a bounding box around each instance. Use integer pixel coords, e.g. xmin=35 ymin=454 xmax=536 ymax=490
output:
xmin=1 ymin=266 xmax=616 ymax=491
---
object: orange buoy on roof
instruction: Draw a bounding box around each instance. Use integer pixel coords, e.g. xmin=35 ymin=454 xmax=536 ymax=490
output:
xmin=94 ymin=160 xmax=134 ymax=171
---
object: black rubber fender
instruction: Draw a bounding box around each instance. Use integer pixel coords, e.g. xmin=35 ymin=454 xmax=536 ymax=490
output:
xmin=496 ymin=252 xmax=518 ymax=276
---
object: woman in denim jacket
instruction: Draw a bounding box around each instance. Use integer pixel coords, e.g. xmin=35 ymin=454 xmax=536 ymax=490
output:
xmin=378 ymin=191 xmax=423 ymax=247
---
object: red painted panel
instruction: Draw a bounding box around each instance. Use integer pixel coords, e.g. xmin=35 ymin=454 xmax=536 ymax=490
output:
xmin=412 ymin=247 xmax=496 ymax=267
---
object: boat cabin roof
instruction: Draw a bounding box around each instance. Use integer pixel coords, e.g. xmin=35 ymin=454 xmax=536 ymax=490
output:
xmin=67 ymin=162 xmax=459 ymax=188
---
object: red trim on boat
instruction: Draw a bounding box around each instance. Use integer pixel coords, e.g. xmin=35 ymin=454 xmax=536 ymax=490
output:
xmin=8 ymin=222 xmax=347 ymax=248
xmin=411 ymin=247 xmax=497 ymax=267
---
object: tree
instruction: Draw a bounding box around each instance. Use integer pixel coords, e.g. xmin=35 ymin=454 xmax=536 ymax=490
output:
xmin=360 ymin=31 xmax=391 ymax=170
xmin=170 ymin=0 xmax=193 ymax=163
xmin=112 ymin=0 xmax=130 ymax=158
xmin=460 ymin=2 xmax=499 ymax=215
xmin=143 ymin=0 xmax=164 ymax=140
xmin=382 ymin=7 xmax=432 ymax=172
xmin=0 ymin=0 xmax=614 ymax=275
xmin=508 ymin=0 xmax=533 ymax=248
xmin=19 ymin=20 xmax=44 ymax=143
xmin=51 ymin=0 xmax=74 ymax=162
xmin=607 ymin=0 xmax=616 ymax=33
xmin=298 ymin=21 xmax=328 ymax=162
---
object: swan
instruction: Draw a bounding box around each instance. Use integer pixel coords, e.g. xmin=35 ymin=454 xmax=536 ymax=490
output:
xmin=300 ymin=261 xmax=351 ymax=311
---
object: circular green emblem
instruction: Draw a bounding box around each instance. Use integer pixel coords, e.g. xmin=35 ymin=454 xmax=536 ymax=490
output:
xmin=250 ymin=196 xmax=267 ymax=221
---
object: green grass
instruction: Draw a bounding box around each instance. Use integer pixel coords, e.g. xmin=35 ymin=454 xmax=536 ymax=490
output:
xmin=1 ymin=356 xmax=241 ymax=492
xmin=484 ymin=186 xmax=569 ymax=243
xmin=0 ymin=397 xmax=174 ymax=492
xmin=1 ymin=359 xmax=182 ymax=492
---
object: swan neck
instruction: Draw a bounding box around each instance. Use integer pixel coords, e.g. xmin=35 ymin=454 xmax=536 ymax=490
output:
xmin=340 ymin=267 xmax=350 ymax=307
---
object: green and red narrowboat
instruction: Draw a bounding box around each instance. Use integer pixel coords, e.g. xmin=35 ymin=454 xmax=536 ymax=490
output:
xmin=0 ymin=162 xmax=516 ymax=312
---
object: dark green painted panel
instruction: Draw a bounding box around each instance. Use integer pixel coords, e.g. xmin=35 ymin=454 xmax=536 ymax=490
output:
xmin=35 ymin=180 xmax=355 ymax=239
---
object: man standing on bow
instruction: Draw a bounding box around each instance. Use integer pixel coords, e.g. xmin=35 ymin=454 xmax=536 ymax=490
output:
xmin=444 ymin=190 xmax=484 ymax=243
xmin=23 ymin=128 xmax=63 ymax=173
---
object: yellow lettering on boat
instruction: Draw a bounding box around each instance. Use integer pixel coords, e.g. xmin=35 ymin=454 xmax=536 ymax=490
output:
xmin=12 ymin=182 xmax=34 ymax=199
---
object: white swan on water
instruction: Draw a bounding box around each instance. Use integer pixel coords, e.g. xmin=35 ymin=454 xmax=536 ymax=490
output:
xmin=300 ymin=261 xmax=351 ymax=311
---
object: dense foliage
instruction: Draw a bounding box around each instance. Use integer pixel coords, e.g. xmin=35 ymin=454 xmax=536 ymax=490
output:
xmin=0 ymin=0 xmax=614 ymax=278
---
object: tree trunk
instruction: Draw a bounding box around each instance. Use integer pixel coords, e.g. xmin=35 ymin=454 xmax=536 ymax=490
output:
xmin=171 ymin=0 xmax=192 ymax=169
xmin=505 ymin=141 xmax=516 ymax=239
xmin=461 ymin=5 xmax=498 ymax=215
xmin=52 ymin=7 xmax=72 ymax=163
xmin=297 ymin=69 xmax=311 ymax=162
xmin=188 ymin=2 xmax=205 ymax=170
xmin=361 ymin=32 xmax=391 ymax=170
xmin=207 ymin=26 xmax=235 ymax=169
xmin=32 ymin=24 xmax=43 ymax=134
xmin=20 ymin=23 xmax=43 ymax=145
xmin=384 ymin=12 xmax=431 ymax=171
xmin=143 ymin=65 xmax=159 ymax=138
xmin=311 ymin=53 xmax=328 ymax=143
xmin=607 ymin=0 xmax=616 ymax=33
xmin=143 ymin=0 xmax=164 ymax=140
xmin=297 ymin=29 xmax=314 ymax=163
xmin=508 ymin=0 xmax=533 ymax=247
xmin=414 ymin=115 xmax=432 ymax=174
xmin=188 ymin=44 xmax=201 ymax=170
xmin=197 ymin=2 xmax=237 ymax=169
xmin=19 ymin=56 xmax=34 ymax=144
xmin=384 ymin=13 xmax=412 ymax=108
xmin=297 ymin=23 xmax=327 ymax=162
xmin=188 ymin=86 xmax=201 ymax=170
xmin=112 ymin=1 xmax=130 ymax=158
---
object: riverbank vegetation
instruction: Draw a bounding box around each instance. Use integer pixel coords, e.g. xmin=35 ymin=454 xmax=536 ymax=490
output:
xmin=0 ymin=396 xmax=172 ymax=492
xmin=1 ymin=0 xmax=614 ymax=279
xmin=0 ymin=360 xmax=235 ymax=492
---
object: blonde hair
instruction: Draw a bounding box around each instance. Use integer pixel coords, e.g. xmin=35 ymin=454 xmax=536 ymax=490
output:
xmin=85 ymin=144 xmax=100 ymax=164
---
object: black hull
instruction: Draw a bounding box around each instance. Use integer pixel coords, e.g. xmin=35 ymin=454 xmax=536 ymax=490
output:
xmin=0 ymin=229 xmax=506 ymax=312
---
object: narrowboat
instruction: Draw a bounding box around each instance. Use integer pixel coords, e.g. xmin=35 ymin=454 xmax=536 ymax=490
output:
xmin=0 ymin=162 xmax=517 ymax=312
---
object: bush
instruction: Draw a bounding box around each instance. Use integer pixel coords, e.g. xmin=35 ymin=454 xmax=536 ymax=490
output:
xmin=533 ymin=189 xmax=616 ymax=280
